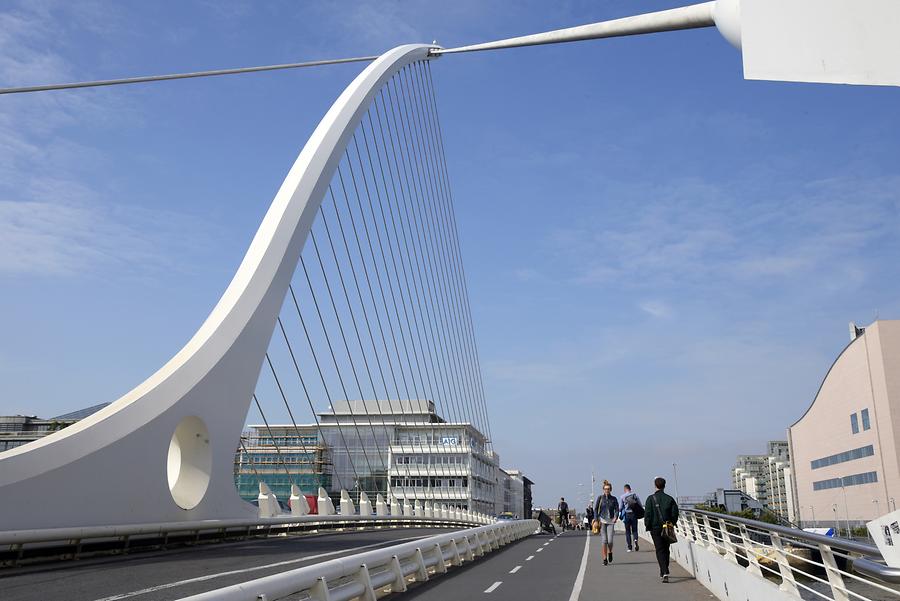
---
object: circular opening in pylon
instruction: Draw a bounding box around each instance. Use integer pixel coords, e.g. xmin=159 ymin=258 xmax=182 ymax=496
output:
xmin=167 ymin=416 xmax=212 ymax=510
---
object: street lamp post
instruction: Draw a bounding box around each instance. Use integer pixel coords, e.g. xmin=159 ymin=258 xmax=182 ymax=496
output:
xmin=810 ymin=505 xmax=816 ymax=528
xmin=673 ymin=463 xmax=681 ymax=504
xmin=891 ymin=497 xmax=897 ymax=512
xmin=832 ymin=504 xmax=840 ymax=537
xmin=841 ymin=484 xmax=851 ymax=538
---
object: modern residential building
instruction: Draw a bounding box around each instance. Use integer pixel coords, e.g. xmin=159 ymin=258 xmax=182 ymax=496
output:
xmin=731 ymin=440 xmax=793 ymax=520
xmin=788 ymin=320 xmax=900 ymax=528
xmin=0 ymin=403 xmax=109 ymax=452
xmin=235 ymin=399 xmax=507 ymax=514
xmin=501 ymin=469 xmax=533 ymax=518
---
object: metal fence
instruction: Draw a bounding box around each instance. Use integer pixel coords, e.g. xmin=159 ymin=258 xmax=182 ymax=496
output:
xmin=173 ymin=519 xmax=539 ymax=601
xmin=681 ymin=508 xmax=900 ymax=601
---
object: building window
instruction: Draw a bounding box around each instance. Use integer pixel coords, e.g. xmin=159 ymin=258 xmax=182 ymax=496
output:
xmin=811 ymin=445 xmax=875 ymax=470
xmin=812 ymin=471 xmax=878 ymax=491
xmin=861 ymin=408 xmax=871 ymax=431
xmin=851 ymin=413 xmax=860 ymax=434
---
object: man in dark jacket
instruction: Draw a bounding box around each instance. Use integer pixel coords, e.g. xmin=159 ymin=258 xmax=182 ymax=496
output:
xmin=644 ymin=477 xmax=679 ymax=582
xmin=557 ymin=497 xmax=569 ymax=532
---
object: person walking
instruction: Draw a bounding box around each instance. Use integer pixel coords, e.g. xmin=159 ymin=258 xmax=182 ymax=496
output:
xmin=585 ymin=504 xmax=595 ymax=531
xmin=644 ymin=477 xmax=679 ymax=583
xmin=620 ymin=483 xmax=643 ymax=552
xmin=594 ymin=480 xmax=619 ymax=565
xmin=557 ymin=497 xmax=569 ymax=532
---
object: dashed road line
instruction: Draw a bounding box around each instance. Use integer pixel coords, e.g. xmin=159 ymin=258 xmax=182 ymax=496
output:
xmin=526 ymin=555 xmax=535 ymax=561
xmin=543 ymin=542 xmax=550 ymax=546
xmin=536 ymin=547 xmax=543 ymax=552
xmin=509 ymin=565 xmax=522 ymax=574
xmin=484 ymin=581 xmax=503 ymax=593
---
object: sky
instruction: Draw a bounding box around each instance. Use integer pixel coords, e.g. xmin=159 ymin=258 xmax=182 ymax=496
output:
xmin=2 ymin=0 xmax=899 ymax=510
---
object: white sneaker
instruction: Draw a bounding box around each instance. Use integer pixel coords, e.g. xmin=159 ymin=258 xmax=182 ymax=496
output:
xmin=626 ymin=549 xmax=633 ymax=552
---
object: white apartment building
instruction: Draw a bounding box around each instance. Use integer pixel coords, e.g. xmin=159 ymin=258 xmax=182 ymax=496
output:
xmin=732 ymin=440 xmax=792 ymax=520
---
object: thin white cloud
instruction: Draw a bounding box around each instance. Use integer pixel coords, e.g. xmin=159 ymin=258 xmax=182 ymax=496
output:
xmin=638 ymin=300 xmax=671 ymax=318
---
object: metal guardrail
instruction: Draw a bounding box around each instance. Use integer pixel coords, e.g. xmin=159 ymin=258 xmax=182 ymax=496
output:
xmin=0 ymin=514 xmax=488 ymax=566
xmin=682 ymin=508 xmax=900 ymax=600
xmin=173 ymin=519 xmax=539 ymax=601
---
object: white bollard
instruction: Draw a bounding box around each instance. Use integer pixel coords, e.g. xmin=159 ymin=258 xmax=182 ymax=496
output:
xmin=257 ymin=482 xmax=280 ymax=518
xmin=317 ymin=486 xmax=336 ymax=516
xmin=376 ymin=493 xmax=389 ymax=516
xmin=339 ymin=489 xmax=356 ymax=516
xmin=440 ymin=504 xmax=449 ymax=519
xmin=403 ymin=498 xmax=413 ymax=517
xmin=424 ymin=501 xmax=434 ymax=518
xmin=390 ymin=495 xmax=401 ymax=517
xmin=359 ymin=491 xmax=373 ymax=516
xmin=414 ymin=500 xmax=424 ymax=517
xmin=290 ymin=484 xmax=310 ymax=516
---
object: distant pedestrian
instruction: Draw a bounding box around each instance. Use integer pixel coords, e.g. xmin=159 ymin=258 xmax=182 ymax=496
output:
xmin=644 ymin=477 xmax=679 ymax=583
xmin=594 ymin=479 xmax=619 ymax=565
xmin=585 ymin=504 xmax=594 ymax=526
xmin=558 ymin=497 xmax=569 ymax=532
xmin=620 ymin=484 xmax=643 ymax=552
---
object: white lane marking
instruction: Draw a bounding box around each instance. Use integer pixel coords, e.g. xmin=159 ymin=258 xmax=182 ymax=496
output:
xmin=484 ymin=581 xmax=503 ymax=593
xmin=526 ymin=555 xmax=535 ymax=561
xmin=567 ymin=533 xmax=591 ymax=601
xmin=91 ymin=534 xmax=432 ymax=601
xmin=509 ymin=565 xmax=522 ymax=574
xmin=536 ymin=547 xmax=543 ymax=552
xmin=543 ymin=542 xmax=550 ymax=546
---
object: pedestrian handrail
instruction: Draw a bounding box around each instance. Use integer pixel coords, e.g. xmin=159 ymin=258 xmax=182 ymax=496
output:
xmin=681 ymin=508 xmax=900 ymax=600
xmin=0 ymin=513 xmax=492 ymax=566
xmin=173 ymin=519 xmax=539 ymax=601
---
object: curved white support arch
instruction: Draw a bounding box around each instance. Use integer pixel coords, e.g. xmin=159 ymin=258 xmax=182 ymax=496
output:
xmin=0 ymin=44 xmax=435 ymax=531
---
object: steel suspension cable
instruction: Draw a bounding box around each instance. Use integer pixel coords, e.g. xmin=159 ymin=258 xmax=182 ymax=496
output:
xmin=388 ymin=72 xmax=474 ymax=432
xmin=276 ymin=314 xmax=346 ymax=491
xmin=423 ymin=61 xmax=494 ymax=443
xmin=298 ymin=254 xmax=381 ymax=500
xmin=252 ymin=393 xmax=295 ymax=488
xmin=319 ymin=186 xmax=412 ymax=503
xmin=411 ymin=61 xmax=492 ymax=439
xmin=379 ymin=76 xmax=460 ymax=429
xmin=287 ymin=281 xmax=363 ymax=489
xmin=400 ymin=65 xmax=484 ymax=436
xmin=262 ymin=352 xmax=323 ymax=490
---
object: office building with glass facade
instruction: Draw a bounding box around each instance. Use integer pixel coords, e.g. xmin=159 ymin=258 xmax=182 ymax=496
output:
xmin=0 ymin=403 xmax=109 ymax=453
xmin=234 ymin=399 xmax=506 ymax=513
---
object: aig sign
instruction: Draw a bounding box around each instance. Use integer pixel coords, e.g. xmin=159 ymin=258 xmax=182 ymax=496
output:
xmin=440 ymin=436 xmax=459 ymax=446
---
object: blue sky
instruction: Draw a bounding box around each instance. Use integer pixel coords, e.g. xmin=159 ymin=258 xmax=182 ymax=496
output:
xmin=2 ymin=0 xmax=899 ymax=509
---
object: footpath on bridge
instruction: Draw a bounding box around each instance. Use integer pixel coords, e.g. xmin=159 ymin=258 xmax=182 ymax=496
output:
xmin=405 ymin=528 xmax=712 ymax=601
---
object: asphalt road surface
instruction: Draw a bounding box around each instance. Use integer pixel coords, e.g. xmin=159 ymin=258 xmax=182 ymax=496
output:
xmin=1 ymin=527 xmax=449 ymax=601
xmin=403 ymin=529 xmax=712 ymax=601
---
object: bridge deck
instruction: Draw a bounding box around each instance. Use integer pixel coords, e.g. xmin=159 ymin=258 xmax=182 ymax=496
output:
xmin=405 ymin=529 xmax=710 ymax=601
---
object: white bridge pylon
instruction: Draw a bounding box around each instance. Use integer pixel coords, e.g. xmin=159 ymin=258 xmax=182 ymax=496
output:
xmin=0 ymin=44 xmax=439 ymax=531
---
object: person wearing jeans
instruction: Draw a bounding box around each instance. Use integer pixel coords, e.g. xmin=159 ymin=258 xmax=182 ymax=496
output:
xmin=644 ymin=476 xmax=679 ymax=583
xmin=594 ymin=480 xmax=619 ymax=566
xmin=620 ymin=483 xmax=641 ymax=552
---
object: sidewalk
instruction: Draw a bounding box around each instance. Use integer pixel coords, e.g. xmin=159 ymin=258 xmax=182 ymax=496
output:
xmin=574 ymin=531 xmax=711 ymax=600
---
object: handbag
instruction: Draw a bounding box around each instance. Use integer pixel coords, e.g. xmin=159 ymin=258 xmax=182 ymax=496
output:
xmin=652 ymin=494 xmax=678 ymax=544
xmin=591 ymin=519 xmax=600 ymax=534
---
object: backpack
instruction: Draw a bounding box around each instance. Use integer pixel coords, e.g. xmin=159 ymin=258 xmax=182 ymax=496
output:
xmin=625 ymin=493 xmax=645 ymax=519
xmin=559 ymin=501 xmax=568 ymax=513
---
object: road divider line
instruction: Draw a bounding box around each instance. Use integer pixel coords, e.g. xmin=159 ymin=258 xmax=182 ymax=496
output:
xmin=509 ymin=565 xmax=522 ymax=574
xmin=526 ymin=555 xmax=535 ymax=561
xmin=567 ymin=533 xmax=591 ymax=601
xmin=543 ymin=542 xmax=549 ymax=546
xmin=536 ymin=547 xmax=543 ymax=552
xmin=484 ymin=581 xmax=503 ymax=593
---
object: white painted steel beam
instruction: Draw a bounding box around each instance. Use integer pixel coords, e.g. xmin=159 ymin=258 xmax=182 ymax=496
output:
xmin=0 ymin=44 xmax=436 ymax=531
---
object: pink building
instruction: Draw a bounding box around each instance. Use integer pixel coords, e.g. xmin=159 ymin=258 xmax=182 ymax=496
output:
xmin=788 ymin=320 xmax=900 ymax=528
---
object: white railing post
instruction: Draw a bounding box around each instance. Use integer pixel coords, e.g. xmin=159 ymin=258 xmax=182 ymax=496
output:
xmin=818 ymin=543 xmax=850 ymax=601
xmin=318 ymin=487 xmax=335 ymax=516
xmin=359 ymin=492 xmax=373 ymax=516
xmin=340 ymin=490 xmax=356 ymax=516
xmin=424 ymin=501 xmax=433 ymax=518
xmin=355 ymin=564 xmax=377 ymax=601
xmin=718 ymin=518 xmax=738 ymax=564
xmin=310 ymin=577 xmax=331 ymax=601
xmin=739 ymin=524 xmax=763 ymax=577
xmin=376 ymin=494 xmax=388 ymax=516
xmin=432 ymin=542 xmax=448 ymax=574
xmin=449 ymin=539 xmax=463 ymax=566
xmin=290 ymin=485 xmax=310 ymax=516
xmin=389 ymin=555 xmax=407 ymax=593
xmin=770 ymin=532 xmax=800 ymax=597
xmin=701 ymin=515 xmax=721 ymax=554
xmin=413 ymin=547 xmax=429 ymax=582
xmin=257 ymin=483 xmax=280 ymax=518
